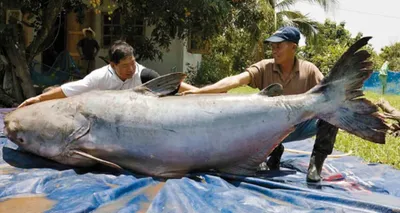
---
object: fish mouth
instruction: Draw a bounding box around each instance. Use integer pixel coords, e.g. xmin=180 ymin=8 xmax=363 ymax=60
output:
xmin=3 ymin=125 xmax=20 ymax=145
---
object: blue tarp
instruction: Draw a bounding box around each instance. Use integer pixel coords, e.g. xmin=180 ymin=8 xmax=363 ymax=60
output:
xmin=363 ymin=71 xmax=400 ymax=95
xmin=1 ymin=108 xmax=400 ymax=212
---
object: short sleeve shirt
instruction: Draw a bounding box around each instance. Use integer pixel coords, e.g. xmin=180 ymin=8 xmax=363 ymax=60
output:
xmin=246 ymin=58 xmax=323 ymax=95
xmin=61 ymin=62 xmax=147 ymax=97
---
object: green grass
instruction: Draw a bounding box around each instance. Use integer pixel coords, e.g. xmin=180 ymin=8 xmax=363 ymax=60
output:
xmin=335 ymin=91 xmax=400 ymax=169
xmin=229 ymin=86 xmax=400 ymax=169
xmin=228 ymin=86 xmax=260 ymax=94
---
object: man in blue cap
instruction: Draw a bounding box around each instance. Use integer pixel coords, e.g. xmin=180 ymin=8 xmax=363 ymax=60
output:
xmin=182 ymin=26 xmax=338 ymax=182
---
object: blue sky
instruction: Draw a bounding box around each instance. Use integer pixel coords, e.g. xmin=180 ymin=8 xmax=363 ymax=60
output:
xmin=293 ymin=0 xmax=400 ymax=52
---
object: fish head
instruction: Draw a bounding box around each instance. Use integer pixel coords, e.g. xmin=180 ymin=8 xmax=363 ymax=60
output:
xmin=3 ymin=106 xmax=73 ymax=159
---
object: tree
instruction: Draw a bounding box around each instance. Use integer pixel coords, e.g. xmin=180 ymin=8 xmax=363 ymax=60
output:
xmin=185 ymin=0 xmax=274 ymax=84
xmin=0 ymin=0 xmax=270 ymax=105
xmin=0 ymin=0 xmax=86 ymax=106
xmin=298 ymin=19 xmax=382 ymax=75
xmin=379 ymin=43 xmax=400 ymax=71
xmin=268 ymin=0 xmax=336 ymax=43
xmin=188 ymin=0 xmax=336 ymax=85
xmin=116 ymin=0 xmax=267 ymax=61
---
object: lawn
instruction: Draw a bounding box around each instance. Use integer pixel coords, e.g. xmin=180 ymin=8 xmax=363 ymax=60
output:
xmin=228 ymin=86 xmax=400 ymax=169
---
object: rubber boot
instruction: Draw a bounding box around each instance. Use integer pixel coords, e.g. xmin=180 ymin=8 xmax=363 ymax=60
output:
xmin=306 ymin=120 xmax=338 ymax=182
xmin=267 ymin=143 xmax=284 ymax=170
xmin=306 ymin=152 xmax=327 ymax=182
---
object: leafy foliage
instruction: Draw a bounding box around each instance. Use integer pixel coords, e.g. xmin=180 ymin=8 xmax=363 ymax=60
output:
xmin=115 ymin=0 xmax=267 ymax=61
xmin=379 ymin=43 xmax=400 ymax=71
xmin=186 ymin=0 xmax=274 ymax=85
xmin=0 ymin=0 xmax=274 ymax=99
xmin=1 ymin=0 xmax=87 ymax=59
xmin=2 ymin=0 xmax=269 ymax=62
xmin=299 ymin=19 xmax=383 ymax=75
xmin=268 ymin=0 xmax=337 ymax=43
xmin=192 ymin=0 xmax=336 ymax=85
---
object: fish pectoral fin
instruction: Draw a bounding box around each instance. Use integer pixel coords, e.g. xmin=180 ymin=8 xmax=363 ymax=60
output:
xmin=71 ymin=150 xmax=123 ymax=171
xmin=133 ymin=72 xmax=186 ymax=97
xmin=66 ymin=121 xmax=91 ymax=144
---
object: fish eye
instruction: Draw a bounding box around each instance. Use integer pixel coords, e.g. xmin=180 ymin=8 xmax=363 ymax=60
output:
xmin=18 ymin=138 xmax=24 ymax=143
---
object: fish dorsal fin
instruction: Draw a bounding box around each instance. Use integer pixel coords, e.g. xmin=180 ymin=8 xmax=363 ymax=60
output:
xmin=258 ymin=83 xmax=283 ymax=97
xmin=72 ymin=150 xmax=123 ymax=171
xmin=134 ymin=72 xmax=186 ymax=97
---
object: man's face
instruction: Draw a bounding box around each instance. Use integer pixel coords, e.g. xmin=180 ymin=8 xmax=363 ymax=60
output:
xmin=86 ymin=31 xmax=94 ymax=39
xmin=270 ymin=41 xmax=297 ymax=64
xmin=112 ymin=56 xmax=136 ymax=81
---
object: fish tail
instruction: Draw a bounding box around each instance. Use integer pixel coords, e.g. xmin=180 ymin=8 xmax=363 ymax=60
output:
xmin=309 ymin=37 xmax=389 ymax=144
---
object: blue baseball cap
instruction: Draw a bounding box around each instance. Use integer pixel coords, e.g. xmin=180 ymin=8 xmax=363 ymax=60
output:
xmin=264 ymin=26 xmax=300 ymax=44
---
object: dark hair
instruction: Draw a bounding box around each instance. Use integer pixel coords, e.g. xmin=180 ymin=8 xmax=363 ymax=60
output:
xmin=108 ymin=40 xmax=134 ymax=64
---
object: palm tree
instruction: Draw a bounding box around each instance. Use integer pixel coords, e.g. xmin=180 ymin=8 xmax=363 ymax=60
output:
xmin=267 ymin=0 xmax=337 ymax=42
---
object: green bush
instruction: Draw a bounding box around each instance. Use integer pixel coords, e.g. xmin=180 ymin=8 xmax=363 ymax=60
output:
xmin=187 ymin=27 xmax=261 ymax=85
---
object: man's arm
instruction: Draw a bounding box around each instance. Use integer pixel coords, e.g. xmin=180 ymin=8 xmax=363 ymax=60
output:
xmin=182 ymin=71 xmax=251 ymax=94
xmin=140 ymin=68 xmax=198 ymax=92
xmin=18 ymin=71 xmax=100 ymax=108
xmin=178 ymin=82 xmax=198 ymax=93
xmin=18 ymin=87 xmax=66 ymax=108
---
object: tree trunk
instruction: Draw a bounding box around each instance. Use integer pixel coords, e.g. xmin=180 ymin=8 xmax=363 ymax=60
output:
xmin=4 ymin=43 xmax=36 ymax=101
xmin=3 ymin=67 xmax=13 ymax=95
xmin=377 ymin=98 xmax=400 ymax=137
xmin=0 ymin=86 xmax=18 ymax=107
xmin=377 ymin=99 xmax=400 ymax=121
xmin=1 ymin=23 xmax=36 ymax=102
xmin=11 ymin=63 xmax=25 ymax=102
xmin=0 ymin=0 xmax=71 ymax=103
xmin=0 ymin=55 xmax=19 ymax=107
xmin=27 ymin=0 xmax=67 ymax=62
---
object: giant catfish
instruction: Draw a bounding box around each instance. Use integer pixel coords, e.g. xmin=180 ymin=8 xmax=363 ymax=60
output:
xmin=3 ymin=37 xmax=389 ymax=177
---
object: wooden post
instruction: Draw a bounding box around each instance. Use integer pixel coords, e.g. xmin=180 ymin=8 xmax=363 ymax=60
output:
xmin=66 ymin=10 xmax=96 ymax=71
xmin=66 ymin=12 xmax=83 ymax=65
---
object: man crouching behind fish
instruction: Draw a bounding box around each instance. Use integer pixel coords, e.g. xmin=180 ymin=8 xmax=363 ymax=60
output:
xmin=18 ymin=40 xmax=197 ymax=108
xmin=183 ymin=27 xmax=355 ymax=182
xmin=4 ymin=37 xmax=388 ymax=179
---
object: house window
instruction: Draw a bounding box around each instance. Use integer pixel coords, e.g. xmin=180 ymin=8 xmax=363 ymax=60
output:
xmin=102 ymin=12 xmax=122 ymax=47
xmin=131 ymin=19 xmax=145 ymax=38
xmin=123 ymin=18 xmax=145 ymax=45
xmin=6 ymin=10 xmax=22 ymax=24
xmin=187 ymin=33 xmax=210 ymax=54
xmin=101 ymin=11 xmax=145 ymax=48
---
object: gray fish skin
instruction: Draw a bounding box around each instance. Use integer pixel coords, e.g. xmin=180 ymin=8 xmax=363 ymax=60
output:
xmin=3 ymin=37 xmax=388 ymax=178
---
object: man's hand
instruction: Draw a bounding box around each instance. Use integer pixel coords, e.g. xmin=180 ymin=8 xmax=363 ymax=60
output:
xmin=180 ymin=89 xmax=200 ymax=95
xmin=18 ymin=96 xmax=41 ymax=108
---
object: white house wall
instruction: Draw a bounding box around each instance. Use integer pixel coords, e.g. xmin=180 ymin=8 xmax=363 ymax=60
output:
xmin=182 ymin=43 xmax=202 ymax=76
xmin=90 ymin=9 xmax=202 ymax=76
xmin=140 ymin=27 xmax=202 ymax=76
xmin=140 ymin=25 xmax=184 ymax=75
